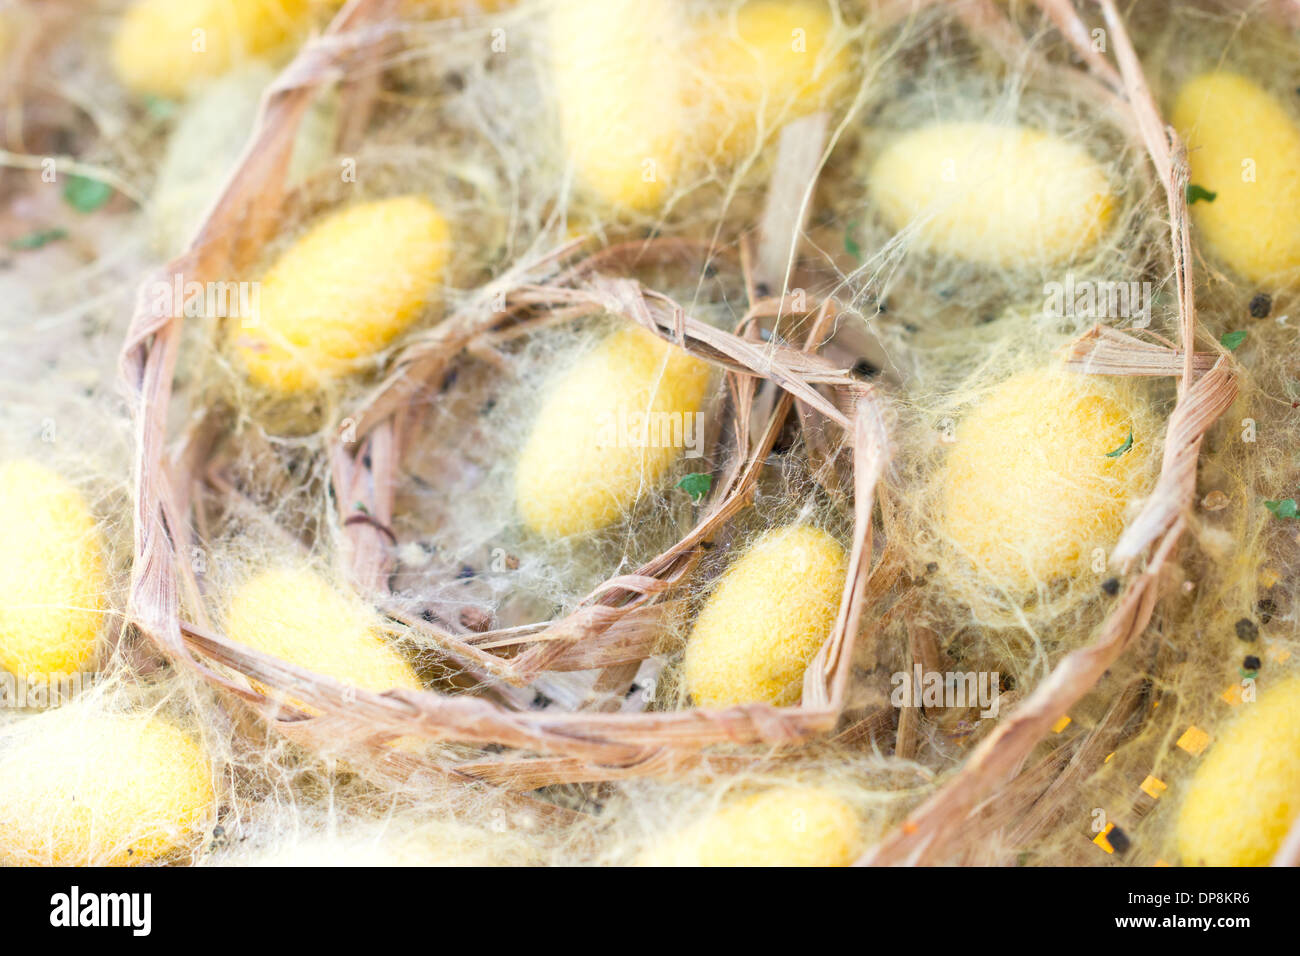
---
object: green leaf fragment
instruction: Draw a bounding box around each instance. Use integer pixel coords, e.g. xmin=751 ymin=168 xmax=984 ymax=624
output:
xmin=8 ymin=227 xmax=68 ymax=250
xmin=1186 ymin=184 xmax=1217 ymax=205
xmin=1105 ymin=430 xmax=1133 ymax=458
xmin=62 ymin=175 xmax=114 ymax=213
xmin=676 ymin=472 xmax=713 ymax=503
xmin=1220 ymin=329 xmax=1247 ymax=351
xmin=1264 ymin=498 xmax=1299 ymax=519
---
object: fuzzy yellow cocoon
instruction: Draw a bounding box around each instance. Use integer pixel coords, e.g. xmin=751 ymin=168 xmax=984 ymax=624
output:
xmin=548 ymin=0 xmax=689 ymax=211
xmin=0 ymin=710 xmax=214 ymax=866
xmin=234 ymin=196 xmax=451 ymax=393
xmin=1173 ymin=72 xmax=1300 ymax=283
xmin=0 ymin=460 xmax=106 ymax=684
xmin=515 ymin=326 xmax=713 ymax=539
xmin=694 ymin=1 xmax=850 ymax=162
xmin=684 ymin=524 xmax=846 ymax=707
xmin=112 ymin=0 xmax=318 ymax=98
xmin=549 ymin=0 xmax=846 ymax=211
xmin=1176 ymin=677 xmax=1300 ymax=867
xmin=226 ymin=566 xmax=423 ymax=698
xmin=868 ymin=122 xmax=1115 ymax=267
xmin=645 ymin=788 xmax=861 ymax=866
xmin=938 ymin=368 xmax=1152 ymax=590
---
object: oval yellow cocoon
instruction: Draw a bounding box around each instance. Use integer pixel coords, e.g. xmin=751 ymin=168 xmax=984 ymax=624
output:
xmin=0 ymin=710 xmax=214 ymax=866
xmin=868 ymin=122 xmax=1115 ymax=267
xmin=684 ymin=524 xmax=846 ymax=707
xmin=226 ymin=566 xmax=423 ymax=697
xmin=1172 ymin=72 xmax=1300 ymax=283
xmin=1176 ymin=677 xmax=1300 ymax=867
xmin=694 ymin=1 xmax=849 ymax=161
xmin=234 ymin=196 xmax=451 ymax=393
xmin=937 ymin=368 xmax=1152 ymax=590
xmin=0 ymin=460 xmax=106 ymax=684
xmin=548 ymin=0 xmax=688 ymax=211
xmin=112 ymin=0 xmax=316 ymax=99
xmin=514 ymin=326 xmax=713 ymax=539
xmin=646 ymin=787 xmax=860 ymax=866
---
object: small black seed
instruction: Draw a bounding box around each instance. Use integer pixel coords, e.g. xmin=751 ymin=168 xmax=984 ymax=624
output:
xmin=1000 ymin=673 xmax=1016 ymax=692
xmin=1235 ymin=617 xmax=1259 ymax=642
xmin=457 ymin=565 xmax=476 ymax=580
xmin=1107 ymin=826 xmax=1131 ymax=854
xmin=531 ymin=692 xmax=552 ymax=709
xmin=925 ymin=561 xmax=939 ymax=574
xmin=1257 ymin=598 xmax=1277 ymax=624
xmin=1101 ymin=577 xmax=1120 ymax=596
xmin=703 ymin=263 xmax=718 ymax=279
xmin=1249 ymin=292 xmax=1272 ymax=318
xmin=754 ymin=282 xmax=771 ymax=299
xmin=1243 ymin=655 xmax=1262 ymax=671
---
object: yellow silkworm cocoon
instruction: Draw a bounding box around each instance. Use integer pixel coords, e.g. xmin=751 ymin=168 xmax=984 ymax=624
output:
xmin=868 ymin=122 xmax=1115 ymax=267
xmin=234 ymin=196 xmax=451 ymax=393
xmin=226 ymin=566 xmax=423 ymax=698
xmin=694 ymin=1 xmax=849 ymax=161
xmin=684 ymin=524 xmax=846 ymax=707
xmin=645 ymin=788 xmax=861 ymax=866
xmin=514 ymin=326 xmax=713 ymax=539
xmin=548 ymin=0 xmax=689 ymax=211
xmin=1172 ymin=73 xmax=1300 ymax=283
xmin=1176 ymin=677 xmax=1300 ymax=867
xmin=0 ymin=710 xmax=214 ymax=866
xmin=938 ymin=368 xmax=1152 ymax=590
xmin=0 ymin=460 xmax=106 ymax=684
xmin=112 ymin=0 xmax=318 ymax=99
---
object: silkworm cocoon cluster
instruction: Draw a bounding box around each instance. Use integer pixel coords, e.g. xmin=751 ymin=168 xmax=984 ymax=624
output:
xmin=0 ymin=710 xmax=215 ymax=866
xmin=1172 ymin=73 xmax=1300 ymax=283
xmin=1176 ymin=677 xmax=1300 ymax=867
xmin=644 ymin=787 xmax=861 ymax=866
xmin=548 ymin=0 xmax=689 ymax=211
xmin=683 ymin=524 xmax=846 ymax=707
xmin=694 ymin=1 xmax=849 ymax=162
xmin=514 ymin=325 xmax=713 ymax=539
xmin=937 ymin=367 xmax=1153 ymax=590
xmin=549 ymin=0 xmax=847 ymax=211
xmin=0 ymin=460 xmax=106 ymax=684
xmin=233 ymin=196 xmax=451 ymax=393
xmin=225 ymin=566 xmax=423 ymax=698
xmin=111 ymin=0 xmax=319 ymax=99
xmin=868 ymin=122 xmax=1115 ymax=267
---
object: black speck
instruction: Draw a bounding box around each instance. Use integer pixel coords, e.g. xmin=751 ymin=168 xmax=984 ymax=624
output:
xmin=754 ymin=282 xmax=771 ymax=299
xmin=1257 ymin=598 xmax=1277 ymax=624
xmin=852 ymin=359 xmax=880 ymax=379
xmin=531 ymin=691 xmax=552 ymax=709
xmin=457 ymin=565 xmax=476 ymax=580
xmin=444 ymin=72 xmax=465 ymax=91
xmin=999 ymin=673 xmax=1016 ymax=692
xmin=1243 ymin=655 xmax=1262 ymax=671
xmin=702 ymin=262 xmax=718 ymax=279
xmin=1235 ymin=618 xmax=1259 ymax=642
xmin=1249 ymin=293 xmax=1272 ymax=318
xmin=1107 ymin=826 xmax=1131 ymax=855
xmin=925 ymin=561 xmax=939 ymax=574
xmin=421 ymin=609 xmax=437 ymax=624
xmin=1101 ymin=577 xmax=1120 ymax=596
